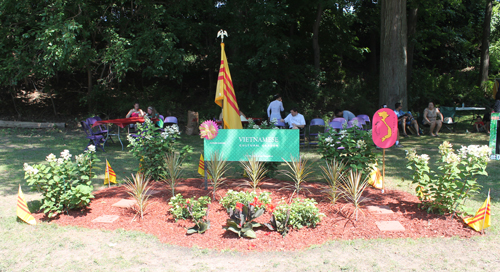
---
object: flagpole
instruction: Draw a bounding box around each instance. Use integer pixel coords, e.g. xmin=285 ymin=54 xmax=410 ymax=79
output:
xmin=482 ymin=189 xmax=490 ymax=235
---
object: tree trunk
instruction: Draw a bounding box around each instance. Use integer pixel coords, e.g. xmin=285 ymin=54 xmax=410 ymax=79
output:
xmin=313 ymin=3 xmax=323 ymax=72
xmin=479 ymin=0 xmax=493 ymax=87
xmin=379 ymin=0 xmax=407 ymax=109
xmin=407 ymin=7 xmax=418 ymax=89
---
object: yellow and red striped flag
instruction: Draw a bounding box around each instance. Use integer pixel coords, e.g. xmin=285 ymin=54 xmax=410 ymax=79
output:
xmin=104 ymin=159 xmax=117 ymax=185
xmin=17 ymin=185 xmax=36 ymax=225
xmin=464 ymin=191 xmax=491 ymax=232
xmin=198 ymin=154 xmax=205 ymax=176
xmin=215 ymin=43 xmax=242 ymax=129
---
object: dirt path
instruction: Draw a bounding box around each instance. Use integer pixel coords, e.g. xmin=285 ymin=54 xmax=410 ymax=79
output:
xmin=2 ymin=194 xmax=500 ymax=271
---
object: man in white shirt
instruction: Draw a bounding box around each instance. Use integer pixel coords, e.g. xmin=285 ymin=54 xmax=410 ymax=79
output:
xmin=282 ymin=108 xmax=306 ymax=129
xmin=334 ymin=109 xmax=355 ymax=121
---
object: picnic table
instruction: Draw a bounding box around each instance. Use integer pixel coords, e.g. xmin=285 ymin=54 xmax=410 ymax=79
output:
xmin=455 ymin=106 xmax=486 ymax=123
xmin=93 ymin=117 xmax=158 ymax=150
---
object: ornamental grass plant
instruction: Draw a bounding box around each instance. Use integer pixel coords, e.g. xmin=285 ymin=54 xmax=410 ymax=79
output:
xmin=124 ymin=172 xmax=152 ymax=220
xmin=281 ymin=155 xmax=313 ymax=199
xmin=162 ymin=151 xmax=186 ymax=196
xmin=320 ymin=159 xmax=347 ymax=205
xmin=205 ymin=151 xmax=230 ymax=201
xmin=239 ymin=154 xmax=269 ymax=192
xmin=338 ymin=169 xmax=369 ymax=221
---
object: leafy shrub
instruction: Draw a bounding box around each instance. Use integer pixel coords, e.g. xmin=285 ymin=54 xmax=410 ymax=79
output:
xmin=186 ymin=202 xmax=210 ymax=235
xmin=224 ymin=197 xmax=266 ymax=239
xmin=318 ymin=123 xmax=378 ymax=171
xmin=124 ymin=172 xmax=152 ymax=220
xmin=127 ymin=117 xmax=192 ymax=180
xmin=273 ymin=198 xmax=324 ymax=230
xmin=168 ymin=194 xmax=210 ymax=221
xmin=219 ymin=190 xmax=272 ymax=211
xmin=406 ymin=141 xmax=490 ymax=214
xmin=24 ymin=147 xmax=99 ymax=218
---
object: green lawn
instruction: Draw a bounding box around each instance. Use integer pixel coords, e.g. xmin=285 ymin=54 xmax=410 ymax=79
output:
xmin=1 ymin=126 xmax=499 ymax=271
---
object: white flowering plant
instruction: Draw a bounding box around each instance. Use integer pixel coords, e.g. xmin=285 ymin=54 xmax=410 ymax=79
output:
xmin=318 ymin=122 xmax=378 ymax=171
xmin=406 ymin=141 xmax=491 ymax=214
xmin=127 ymin=117 xmax=192 ymax=180
xmin=24 ymin=147 xmax=99 ymax=218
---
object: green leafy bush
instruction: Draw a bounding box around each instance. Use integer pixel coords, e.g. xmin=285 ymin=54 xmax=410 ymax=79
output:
xmin=127 ymin=117 xmax=192 ymax=180
xmin=318 ymin=123 xmax=378 ymax=171
xmin=406 ymin=141 xmax=490 ymax=214
xmin=24 ymin=146 xmax=99 ymax=218
xmin=220 ymin=190 xmax=272 ymax=212
xmin=273 ymin=198 xmax=324 ymax=230
xmin=168 ymin=194 xmax=210 ymax=221
xmin=224 ymin=197 xmax=266 ymax=239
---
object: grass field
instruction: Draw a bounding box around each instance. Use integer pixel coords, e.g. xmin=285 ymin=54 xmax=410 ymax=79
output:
xmin=1 ymin=125 xmax=499 ymax=271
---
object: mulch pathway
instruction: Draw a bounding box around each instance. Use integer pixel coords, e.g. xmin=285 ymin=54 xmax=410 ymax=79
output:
xmin=32 ymin=178 xmax=478 ymax=251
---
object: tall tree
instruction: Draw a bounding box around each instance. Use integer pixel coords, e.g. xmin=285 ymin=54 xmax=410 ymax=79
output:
xmin=479 ymin=0 xmax=493 ymax=86
xmin=379 ymin=0 xmax=407 ymax=109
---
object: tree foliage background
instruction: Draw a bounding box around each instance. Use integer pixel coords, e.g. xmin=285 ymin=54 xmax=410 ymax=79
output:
xmin=0 ymin=0 xmax=498 ymax=121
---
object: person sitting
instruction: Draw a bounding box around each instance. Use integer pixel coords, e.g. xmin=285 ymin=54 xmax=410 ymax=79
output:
xmin=126 ymin=102 xmax=145 ymax=118
xmin=423 ymin=102 xmax=443 ymax=137
xmin=146 ymin=106 xmax=159 ymax=119
xmin=333 ymin=109 xmax=355 ymax=121
xmin=474 ymin=115 xmax=489 ymax=133
xmin=281 ymin=108 xmax=306 ymax=129
xmin=394 ymin=102 xmax=420 ymax=137
xmin=267 ymin=94 xmax=284 ymax=122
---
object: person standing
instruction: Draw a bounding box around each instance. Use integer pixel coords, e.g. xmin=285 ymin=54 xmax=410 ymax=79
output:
xmin=267 ymin=94 xmax=284 ymax=122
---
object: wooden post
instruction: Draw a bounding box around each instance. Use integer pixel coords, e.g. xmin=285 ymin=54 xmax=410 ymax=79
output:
xmin=204 ymin=168 xmax=208 ymax=190
xmin=382 ymin=148 xmax=386 ymax=193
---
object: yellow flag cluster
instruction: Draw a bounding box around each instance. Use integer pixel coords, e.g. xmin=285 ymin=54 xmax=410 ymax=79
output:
xmin=198 ymin=154 xmax=205 ymax=176
xmin=17 ymin=185 xmax=36 ymax=225
xmin=464 ymin=193 xmax=491 ymax=232
xmin=104 ymin=159 xmax=117 ymax=185
xmin=368 ymin=167 xmax=383 ymax=189
xmin=214 ymin=43 xmax=242 ymax=129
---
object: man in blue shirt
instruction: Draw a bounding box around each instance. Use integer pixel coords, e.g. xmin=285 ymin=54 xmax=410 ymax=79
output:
xmin=334 ymin=109 xmax=356 ymax=121
xmin=394 ymin=102 xmax=421 ymax=137
xmin=282 ymin=108 xmax=306 ymax=129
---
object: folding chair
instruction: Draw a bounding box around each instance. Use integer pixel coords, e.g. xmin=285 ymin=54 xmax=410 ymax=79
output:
xmin=308 ymin=118 xmax=325 ymax=145
xmin=164 ymin=116 xmax=178 ymax=127
xmin=86 ymin=116 xmax=113 ymax=142
xmin=80 ymin=121 xmax=105 ymax=152
xmin=439 ymin=107 xmax=458 ymax=132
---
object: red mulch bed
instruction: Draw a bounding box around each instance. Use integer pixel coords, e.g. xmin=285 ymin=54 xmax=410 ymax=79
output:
xmin=32 ymin=179 xmax=478 ymax=251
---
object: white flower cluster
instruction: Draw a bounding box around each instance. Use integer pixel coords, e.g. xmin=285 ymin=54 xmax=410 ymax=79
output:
xmin=356 ymin=139 xmax=366 ymax=149
xmin=60 ymin=149 xmax=72 ymax=161
xmin=87 ymin=145 xmax=96 ymax=153
xmin=127 ymin=135 xmax=137 ymax=146
xmin=75 ymin=154 xmax=85 ymax=164
xmin=270 ymin=118 xmax=278 ymax=125
xmin=352 ymin=119 xmax=359 ymax=126
xmin=161 ymin=125 xmax=181 ymax=139
xmin=324 ymin=136 xmax=335 ymax=147
xmin=444 ymin=152 xmax=460 ymax=164
xmin=252 ymin=124 xmax=260 ymax=129
xmin=145 ymin=135 xmax=153 ymax=140
xmin=46 ymin=153 xmax=57 ymax=162
xmin=23 ymin=163 xmax=39 ymax=175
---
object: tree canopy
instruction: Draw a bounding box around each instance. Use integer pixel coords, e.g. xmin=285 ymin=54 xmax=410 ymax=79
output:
xmin=0 ymin=0 xmax=498 ymax=120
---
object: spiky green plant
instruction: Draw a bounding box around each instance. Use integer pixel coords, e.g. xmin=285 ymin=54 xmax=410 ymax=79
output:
xmin=162 ymin=151 xmax=185 ymax=196
xmin=205 ymin=151 xmax=230 ymax=201
xmin=338 ymin=170 xmax=369 ymax=221
xmin=124 ymin=172 xmax=152 ymax=220
xmin=320 ymin=159 xmax=347 ymax=205
xmin=281 ymin=155 xmax=313 ymax=199
xmin=240 ymin=154 xmax=269 ymax=192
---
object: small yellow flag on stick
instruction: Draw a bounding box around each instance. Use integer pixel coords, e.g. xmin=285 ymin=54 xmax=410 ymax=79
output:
xmin=17 ymin=185 xmax=36 ymax=225
xmin=104 ymin=159 xmax=117 ymax=186
xmin=464 ymin=190 xmax=491 ymax=232
xmin=198 ymin=154 xmax=205 ymax=176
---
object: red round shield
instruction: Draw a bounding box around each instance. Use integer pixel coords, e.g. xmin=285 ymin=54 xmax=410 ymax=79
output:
xmin=372 ymin=108 xmax=398 ymax=148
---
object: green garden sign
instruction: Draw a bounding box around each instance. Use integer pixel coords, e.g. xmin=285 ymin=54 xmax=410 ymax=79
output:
xmin=490 ymin=113 xmax=500 ymax=160
xmin=204 ymin=129 xmax=300 ymax=162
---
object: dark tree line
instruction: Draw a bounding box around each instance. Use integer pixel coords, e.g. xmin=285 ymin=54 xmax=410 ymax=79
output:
xmin=0 ymin=0 xmax=497 ymax=121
